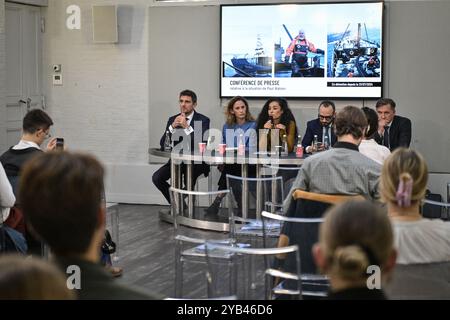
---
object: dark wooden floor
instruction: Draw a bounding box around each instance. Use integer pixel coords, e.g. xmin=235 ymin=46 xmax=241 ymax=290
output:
xmin=106 ymin=204 xmax=229 ymax=299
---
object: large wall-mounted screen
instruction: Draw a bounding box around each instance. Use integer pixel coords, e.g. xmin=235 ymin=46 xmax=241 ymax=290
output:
xmin=221 ymin=2 xmax=384 ymax=98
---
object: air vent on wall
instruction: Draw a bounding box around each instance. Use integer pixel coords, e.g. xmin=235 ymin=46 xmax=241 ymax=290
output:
xmin=92 ymin=5 xmax=118 ymax=43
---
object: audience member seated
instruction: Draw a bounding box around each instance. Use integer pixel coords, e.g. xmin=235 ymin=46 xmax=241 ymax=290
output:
xmin=152 ymin=89 xmax=210 ymax=204
xmin=380 ymin=148 xmax=450 ymax=299
xmin=373 ymin=98 xmax=411 ymax=151
xmin=204 ymin=96 xmax=256 ymax=216
xmin=284 ymin=106 xmax=381 ymax=212
xmin=313 ymin=200 xmax=397 ymax=300
xmin=256 ymin=98 xmax=299 ymax=184
xmin=1 ymin=163 xmax=26 ymax=253
xmin=302 ymin=100 xmax=337 ymax=153
xmin=0 ymin=109 xmax=56 ymax=254
xmin=19 ymin=152 xmax=163 ymax=300
xmin=0 ymin=163 xmax=15 ymax=224
xmin=0 ymin=109 xmax=56 ymax=196
xmin=0 ymin=254 xmax=74 ymax=300
xmin=257 ymin=97 xmax=297 ymax=154
xmin=359 ymin=107 xmax=390 ymax=165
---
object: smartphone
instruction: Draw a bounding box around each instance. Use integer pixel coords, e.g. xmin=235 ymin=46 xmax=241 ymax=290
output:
xmin=56 ymin=138 xmax=64 ymax=151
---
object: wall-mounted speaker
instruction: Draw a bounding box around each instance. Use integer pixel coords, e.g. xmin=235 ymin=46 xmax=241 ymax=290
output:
xmin=92 ymin=5 xmax=118 ymax=43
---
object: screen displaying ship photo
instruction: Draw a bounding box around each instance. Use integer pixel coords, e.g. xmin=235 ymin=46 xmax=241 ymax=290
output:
xmin=221 ymin=2 xmax=384 ymax=98
xmin=327 ymin=17 xmax=382 ymax=77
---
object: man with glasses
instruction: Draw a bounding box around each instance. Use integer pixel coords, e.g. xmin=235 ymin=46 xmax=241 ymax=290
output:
xmin=0 ymin=109 xmax=57 ymax=255
xmin=302 ymin=100 xmax=337 ymax=153
xmin=0 ymin=109 xmax=57 ymax=195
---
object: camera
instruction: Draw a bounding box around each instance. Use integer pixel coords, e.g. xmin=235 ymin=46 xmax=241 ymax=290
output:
xmin=55 ymin=137 xmax=64 ymax=151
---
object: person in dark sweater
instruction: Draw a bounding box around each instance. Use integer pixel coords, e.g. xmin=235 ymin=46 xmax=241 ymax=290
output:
xmin=19 ymin=152 xmax=162 ymax=300
xmin=0 ymin=109 xmax=56 ymax=254
xmin=0 ymin=109 xmax=56 ymax=195
xmin=312 ymin=200 xmax=397 ymax=300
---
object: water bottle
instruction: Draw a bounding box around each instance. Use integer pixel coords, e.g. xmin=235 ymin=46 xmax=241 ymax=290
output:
xmin=238 ymin=133 xmax=245 ymax=156
xmin=281 ymin=134 xmax=288 ymax=156
xmin=312 ymin=134 xmax=318 ymax=153
xmin=296 ymin=135 xmax=303 ymax=158
xmin=163 ymin=130 xmax=172 ymax=151
xmin=324 ymin=135 xmax=330 ymax=150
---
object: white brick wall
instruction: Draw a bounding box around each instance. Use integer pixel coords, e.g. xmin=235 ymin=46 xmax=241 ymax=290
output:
xmin=43 ymin=0 xmax=150 ymax=165
xmin=41 ymin=0 xmax=160 ymax=203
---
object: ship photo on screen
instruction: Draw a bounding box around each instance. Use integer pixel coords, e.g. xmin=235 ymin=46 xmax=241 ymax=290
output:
xmin=220 ymin=1 xmax=384 ymax=99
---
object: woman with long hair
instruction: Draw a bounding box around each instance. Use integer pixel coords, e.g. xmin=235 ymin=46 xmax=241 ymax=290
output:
xmin=204 ymin=96 xmax=256 ymax=216
xmin=359 ymin=107 xmax=390 ymax=164
xmin=256 ymin=97 xmax=298 ymax=154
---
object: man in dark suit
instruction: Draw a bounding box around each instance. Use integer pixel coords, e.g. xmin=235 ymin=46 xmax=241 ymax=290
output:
xmin=302 ymin=100 xmax=337 ymax=153
xmin=373 ymin=98 xmax=411 ymax=151
xmin=152 ymin=89 xmax=210 ymax=204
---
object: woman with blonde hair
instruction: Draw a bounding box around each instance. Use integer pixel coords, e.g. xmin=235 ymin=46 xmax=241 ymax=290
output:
xmin=380 ymin=148 xmax=450 ymax=264
xmin=205 ymin=96 xmax=257 ymax=215
xmin=313 ymin=200 xmax=397 ymax=299
xmin=0 ymin=254 xmax=75 ymax=300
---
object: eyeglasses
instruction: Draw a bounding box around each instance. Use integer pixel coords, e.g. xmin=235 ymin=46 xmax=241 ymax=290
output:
xmin=38 ymin=128 xmax=51 ymax=139
xmin=318 ymin=115 xmax=334 ymax=121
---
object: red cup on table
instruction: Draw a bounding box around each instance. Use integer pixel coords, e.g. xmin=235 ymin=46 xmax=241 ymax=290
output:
xmin=218 ymin=143 xmax=226 ymax=155
xmin=198 ymin=142 xmax=206 ymax=153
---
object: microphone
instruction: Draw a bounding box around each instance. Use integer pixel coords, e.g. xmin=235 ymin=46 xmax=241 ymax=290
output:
xmin=268 ymin=116 xmax=274 ymax=128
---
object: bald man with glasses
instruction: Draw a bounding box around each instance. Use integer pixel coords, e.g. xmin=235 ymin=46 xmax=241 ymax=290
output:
xmin=302 ymin=100 xmax=337 ymax=153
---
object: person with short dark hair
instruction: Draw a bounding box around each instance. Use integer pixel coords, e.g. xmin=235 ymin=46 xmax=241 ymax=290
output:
xmin=19 ymin=152 xmax=162 ymax=300
xmin=284 ymin=106 xmax=381 ymax=211
xmin=0 ymin=254 xmax=75 ymax=300
xmin=0 ymin=109 xmax=57 ymax=254
xmin=302 ymin=100 xmax=337 ymax=153
xmin=359 ymin=107 xmax=390 ymax=164
xmin=313 ymin=200 xmax=397 ymax=300
xmin=0 ymin=109 xmax=57 ymax=195
xmin=152 ymin=89 xmax=210 ymax=204
xmin=373 ymin=98 xmax=411 ymax=151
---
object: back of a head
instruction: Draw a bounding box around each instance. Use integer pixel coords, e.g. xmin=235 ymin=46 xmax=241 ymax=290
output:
xmin=361 ymin=107 xmax=378 ymax=139
xmin=22 ymin=109 xmax=54 ymax=134
xmin=319 ymin=200 xmax=394 ymax=283
xmin=380 ymin=148 xmax=428 ymax=207
xmin=0 ymin=254 xmax=74 ymax=300
xmin=334 ymin=106 xmax=367 ymax=139
xmin=19 ymin=152 xmax=104 ymax=256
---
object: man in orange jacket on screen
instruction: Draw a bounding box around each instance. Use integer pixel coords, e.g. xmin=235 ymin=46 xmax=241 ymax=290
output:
xmin=284 ymin=29 xmax=324 ymax=77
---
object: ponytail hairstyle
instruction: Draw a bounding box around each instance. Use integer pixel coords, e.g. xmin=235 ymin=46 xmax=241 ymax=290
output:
xmin=319 ymin=200 xmax=394 ymax=282
xmin=380 ymin=148 xmax=428 ymax=207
